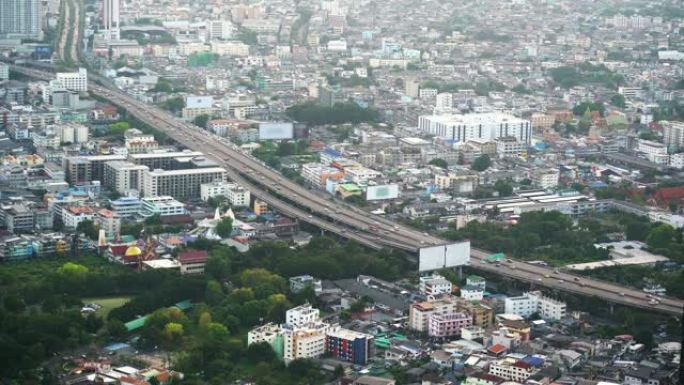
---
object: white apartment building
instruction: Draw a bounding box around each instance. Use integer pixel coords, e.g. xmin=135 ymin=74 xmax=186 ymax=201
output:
xmin=0 ymin=63 xmax=9 ymax=81
xmin=466 ymin=275 xmax=486 ymax=291
xmin=636 ymin=139 xmax=669 ymax=164
xmin=140 ymin=196 xmax=186 ymax=217
xmin=461 ymin=325 xmax=485 ymax=341
xmin=663 ymin=121 xmax=684 ymax=151
xmin=103 ymin=161 xmax=149 ymax=194
xmin=282 ymin=325 xmax=327 ymax=363
xmin=419 ymin=274 xmax=452 ymax=296
xmin=504 ymin=291 xmax=566 ymax=321
xmin=142 ymin=167 xmax=227 ymax=199
xmin=62 ymin=206 xmax=95 ymax=229
xmin=435 ymin=93 xmax=453 ymax=109
xmin=200 ymin=181 xmax=251 ymax=206
xmin=460 ymin=286 xmax=484 ymax=301
xmin=670 ymin=153 xmax=684 ymax=169
xmin=210 ymin=41 xmax=250 ymax=56
xmin=618 ymin=86 xmax=641 ymax=98
xmin=94 ymin=209 xmax=121 ymax=238
xmin=103 ymin=0 xmax=120 ymax=40
xmin=286 ymin=304 xmax=320 ymax=328
xmin=419 ymin=88 xmax=438 ymax=99
xmin=489 ymin=358 xmax=535 ymax=383
xmin=326 ymin=39 xmax=347 ymax=51
xmin=418 ymin=112 xmax=532 ymax=144
xmin=206 ymin=20 xmax=234 ymax=40
xmin=533 ymin=169 xmax=560 ymax=189
xmin=344 ymin=166 xmax=382 ymax=184
xmin=496 ymin=136 xmax=528 ymax=158
xmin=56 ymin=68 xmax=88 ymax=92
xmin=247 ymin=322 xmax=280 ymax=346
xmin=56 ymin=123 xmax=89 ymax=144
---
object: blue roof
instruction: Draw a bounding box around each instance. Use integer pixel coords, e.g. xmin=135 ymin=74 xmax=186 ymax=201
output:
xmin=588 ymin=181 xmax=608 ymax=189
xmin=323 ymin=147 xmax=342 ymax=157
xmin=522 ymin=356 xmax=544 ymax=367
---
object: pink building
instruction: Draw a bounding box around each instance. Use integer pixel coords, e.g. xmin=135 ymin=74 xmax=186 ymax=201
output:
xmin=429 ymin=312 xmax=472 ymax=338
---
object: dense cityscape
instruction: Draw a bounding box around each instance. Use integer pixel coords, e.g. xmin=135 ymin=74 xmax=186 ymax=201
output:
xmin=0 ymin=0 xmax=683 ymax=384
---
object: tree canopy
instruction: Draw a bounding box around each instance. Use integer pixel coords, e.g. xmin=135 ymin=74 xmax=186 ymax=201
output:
xmin=471 ymin=154 xmax=492 ymax=171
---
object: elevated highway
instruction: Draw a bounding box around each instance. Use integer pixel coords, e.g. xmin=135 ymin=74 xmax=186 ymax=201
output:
xmin=9 ymin=64 xmax=683 ymax=317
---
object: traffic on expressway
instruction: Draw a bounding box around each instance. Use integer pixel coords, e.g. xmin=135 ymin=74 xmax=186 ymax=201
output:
xmin=9 ymin=64 xmax=683 ymax=317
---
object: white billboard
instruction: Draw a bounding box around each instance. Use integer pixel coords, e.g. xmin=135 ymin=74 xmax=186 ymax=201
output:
xmin=186 ymin=95 xmax=214 ymax=109
xmin=259 ymin=122 xmax=294 ymax=140
xmin=418 ymin=241 xmax=471 ymax=272
xmin=366 ymin=184 xmax=399 ymax=201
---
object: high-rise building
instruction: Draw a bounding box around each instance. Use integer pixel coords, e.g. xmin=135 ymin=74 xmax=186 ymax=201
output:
xmin=142 ymin=167 xmax=227 ymax=199
xmin=0 ymin=0 xmax=41 ymax=39
xmin=103 ymin=0 xmax=120 ymax=41
xmin=56 ymin=68 xmax=89 ymax=92
xmin=418 ymin=112 xmax=532 ymax=144
xmin=663 ymin=121 xmax=684 ymax=152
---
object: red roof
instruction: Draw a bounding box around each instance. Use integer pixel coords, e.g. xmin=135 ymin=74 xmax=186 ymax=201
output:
xmin=109 ymin=244 xmax=129 ymax=256
xmin=160 ymin=214 xmax=193 ymax=224
xmin=177 ymin=249 xmax=208 ymax=264
xmin=488 ymin=343 xmax=507 ymax=354
xmin=653 ymin=186 xmax=684 ymax=205
xmin=513 ymin=360 xmax=532 ymax=369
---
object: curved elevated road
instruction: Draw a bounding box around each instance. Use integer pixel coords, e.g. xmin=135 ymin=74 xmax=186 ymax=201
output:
xmin=10 ymin=64 xmax=683 ymax=317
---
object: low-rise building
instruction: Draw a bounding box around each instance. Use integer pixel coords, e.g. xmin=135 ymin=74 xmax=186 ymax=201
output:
xmin=289 ymin=275 xmax=322 ymax=294
xmin=428 ymin=312 xmax=472 ymax=338
xmin=140 ymin=196 xmax=186 ymax=217
xmin=488 ymin=358 xmax=535 ymax=383
xmin=177 ymin=249 xmax=209 ymax=274
xmin=419 ymin=274 xmax=453 ymax=296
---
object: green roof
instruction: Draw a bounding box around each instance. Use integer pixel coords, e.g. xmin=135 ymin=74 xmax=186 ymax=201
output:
xmin=125 ymin=299 xmax=193 ymax=332
xmin=484 ymin=253 xmax=504 ymax=262
xmin=339 ymin=183 xmax=361 ymax=192
xmin=467 ymin=275 xmax=485 ymax=282
xmin=125 ymin=315 xmax=149 ymax=331
xmin=173 ymin=300 xmax=193 ymax=311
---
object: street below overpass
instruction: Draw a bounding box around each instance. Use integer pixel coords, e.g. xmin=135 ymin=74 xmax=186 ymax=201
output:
xmin=8 ymin=63 xmax=683 ymax=317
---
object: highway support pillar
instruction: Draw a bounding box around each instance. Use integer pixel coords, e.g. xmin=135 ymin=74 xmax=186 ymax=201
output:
xmin=609 ymin=303 xmax=614 ymax=314
xmin=458 ymin=266 xmax=463 ymax=280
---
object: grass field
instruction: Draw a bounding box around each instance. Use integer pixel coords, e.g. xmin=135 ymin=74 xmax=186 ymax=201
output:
xmin=82 ymin=296 xmax=131 ymax=319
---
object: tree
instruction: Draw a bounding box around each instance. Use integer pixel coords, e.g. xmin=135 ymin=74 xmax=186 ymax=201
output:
xmin=193 ymin=114 xmax=211 ymax=128
xmin=610 ymin=93 xmax=626 ymax=108
xmin=471 ymin=154 xmax=491 ymax=171
xmin=162 ymin=322 xmax=184 ymax=346
xmin=205 ymin=250 xmax=232 ymax=280
xmin=57 ymin=262 xmax=89 ymax=277
xmin=276 ymin=141 xmax=297 ymax=156
xmin=625 ymin=221 xmax=651 ymax=241
xmin=107 ymin=319 xmax=127 ymax=339
xmin=160 ymin=97 xmax=185 ymax=113
xmin=77 ymin=220 xmax=99 ymax=240
xmin=494 ymin=180 xmax=513 ymax=197
xmin=205 ymin=280 xmax=224 ymax=306
xmin=428 ymin=158 xmax=448 ymax=169
xmin=646 ymin=224 xmax=676 ymax=250
xmin=215 ymin=217 xmax=233 ymax=238
xmin=108 ymin=121 xmax=130 ymax=136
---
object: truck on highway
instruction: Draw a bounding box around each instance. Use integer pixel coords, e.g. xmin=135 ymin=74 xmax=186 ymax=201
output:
xmin=483 ymin=253 xmax=505 ymax=263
